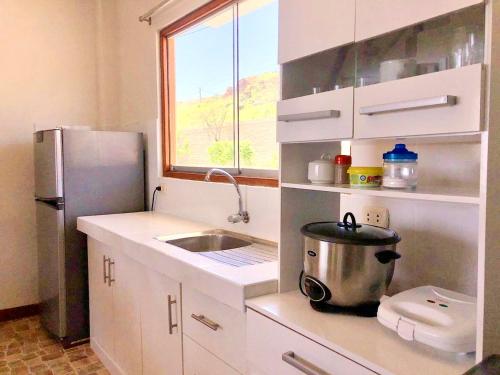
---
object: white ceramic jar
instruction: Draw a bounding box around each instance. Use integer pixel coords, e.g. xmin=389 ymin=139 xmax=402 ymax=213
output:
xmin=308 ymin=153 xmax=335 ymax=184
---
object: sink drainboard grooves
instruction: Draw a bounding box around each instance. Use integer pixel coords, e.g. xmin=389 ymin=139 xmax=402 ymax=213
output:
xmin=198 ymin=246 xmax=278 ymax=267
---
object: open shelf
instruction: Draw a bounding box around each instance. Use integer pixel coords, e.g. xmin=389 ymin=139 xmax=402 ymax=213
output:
xmin=281 ymin=182 xmax=480 ymax=205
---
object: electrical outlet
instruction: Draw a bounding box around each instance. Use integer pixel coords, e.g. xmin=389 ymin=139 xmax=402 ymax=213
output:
xmin=160 ymin=183 xmax=168 ymax=192
xmin=362 ymin=206 xmax=389 ymax=228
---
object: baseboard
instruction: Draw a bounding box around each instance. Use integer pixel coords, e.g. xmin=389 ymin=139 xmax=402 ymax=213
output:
xmin=0 ymin=303 xmax=40 ymax=322
xmin=90 ymin=338 xmax=124 ymax=375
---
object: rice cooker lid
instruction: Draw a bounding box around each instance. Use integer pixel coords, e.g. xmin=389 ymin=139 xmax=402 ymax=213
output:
xmin=301 ymin=212 xmax=401 ymax=246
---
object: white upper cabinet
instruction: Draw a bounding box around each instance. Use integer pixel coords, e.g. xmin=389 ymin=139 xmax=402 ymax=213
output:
xmin=354 ymin=64 xmax=484 ymax=138
xmin=278 ymin=0 xmax=355 ymax=63
xmin=278 ymin=42 xmax=356 ymax=143
xmin=355 ymin=0 xmax=484 ymax=41
xmin=277 ymin=88 xmax=354 ymax=143
xmin=353 ymin=4 xmax=485 ymax=138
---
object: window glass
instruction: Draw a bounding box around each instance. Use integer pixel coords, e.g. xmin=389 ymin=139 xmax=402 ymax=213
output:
xmin=171 ymin=5 xmax=236 ymax=168
xmin=238 ymin=0 xmax=279 ymax=170
xmin=166 ymin=0 xmax=279 ymax=173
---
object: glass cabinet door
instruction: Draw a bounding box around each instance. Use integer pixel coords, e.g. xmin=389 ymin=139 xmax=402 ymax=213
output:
xmin=356 ymin=4 xmax=485 ymax=88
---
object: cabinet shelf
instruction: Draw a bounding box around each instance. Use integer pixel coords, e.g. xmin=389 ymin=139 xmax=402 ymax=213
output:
xmin=281 ymin=182 xmax=480 ymax=205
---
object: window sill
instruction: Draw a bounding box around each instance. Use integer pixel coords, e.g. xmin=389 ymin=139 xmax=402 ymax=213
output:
xmin=164 ymin=171 xmax=279 ymax=188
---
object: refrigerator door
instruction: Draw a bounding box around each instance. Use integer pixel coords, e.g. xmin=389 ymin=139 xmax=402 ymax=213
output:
xmin=34 ymin=129 xmax=63 ymax=198
xmin=36 ymin=199 xmax=66 ymax=337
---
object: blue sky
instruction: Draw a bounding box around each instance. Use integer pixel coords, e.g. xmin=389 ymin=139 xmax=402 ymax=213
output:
xmin=174 ymin=0 xmax=278 ymax=102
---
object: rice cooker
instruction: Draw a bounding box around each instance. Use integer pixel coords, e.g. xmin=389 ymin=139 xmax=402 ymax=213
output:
xmin=300 ymin=212 xmax=402 ymax=307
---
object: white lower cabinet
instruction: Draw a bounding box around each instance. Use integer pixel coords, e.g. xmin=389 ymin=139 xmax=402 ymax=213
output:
xmin=88 ymin=238 xmax=142 ymax=375
xmin=183 ymin=334 xmax=239 ymax=375
xmin=88 ymin=239 xmax=244 ymax=375
xmin=139 ymin=268 xmax=182 ymax=375
xmin=88 ymin=238 xmax=115 ymax=365
xmin=182 ymin=287 xmax=246 ymax=373
xmin=88 ymin=239 xmax=182 ymax=375
xmin=246 ymin=309 xmax=376 ymax=375
xmin=111 ymin=248 xmax=143 ymax=375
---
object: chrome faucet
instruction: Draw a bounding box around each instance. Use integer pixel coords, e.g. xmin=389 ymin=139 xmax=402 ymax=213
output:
xmin=204 ymin=168 xmax=250 ymax=224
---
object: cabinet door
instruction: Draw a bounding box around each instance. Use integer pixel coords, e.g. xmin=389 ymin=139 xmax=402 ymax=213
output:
xmin=88 ymin=238 xmax=114 ymax=359
xmin=279 ymin=0 xmax=354 ymax=63
xmin=356 ymin=0 xmax=483 ymax=41
xmin=111 ymin=252 xmax=143 ymax=375
xmin=183 ymin=335 xmax=239 ymax=375
xmin=277 ymin=88 xmax=354 ymax=143
xmin=139 ymin=268 xmax=182 ymax=375
xmin=182 ymin=287 xmax=246 ymax=373
xmin=354 ymin=64 xmax=484 ymax=138
xmin=247 ymin=310 xmax=376 ymax=375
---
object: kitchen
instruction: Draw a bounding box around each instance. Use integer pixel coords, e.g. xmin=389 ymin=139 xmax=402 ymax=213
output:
xmin=1 ymin=0 xmax=499 ymax=374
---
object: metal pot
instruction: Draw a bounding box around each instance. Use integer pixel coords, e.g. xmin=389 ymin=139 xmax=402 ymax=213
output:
xmin=301 ymin=212 xmax=401 ymax=307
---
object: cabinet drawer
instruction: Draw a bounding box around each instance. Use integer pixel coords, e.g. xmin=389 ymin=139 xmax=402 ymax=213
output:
xmin=279 ymin=0 xmax=354 ymax=63
xmin=182 ymin=287 xmax=246 ymax=373
xmin=355 ymin=0 xmax=483 ymax=41
xmin=354 ymin=64 xmax=484 ymax=139
xmin=183 ymin=335 xmax=239 ymax=375
xmin=246 ymin=309 xmax=376 ymax=375
xmin=277 ymin=88 xmax=353 ymax=143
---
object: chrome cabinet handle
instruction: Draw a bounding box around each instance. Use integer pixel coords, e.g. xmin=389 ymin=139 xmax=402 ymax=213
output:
xmin=191 ymin=314 xmax=220 ymax=331
xmin=278 ymin=110 xmax=340 ymax=122
xmin=282 ymin=351 xmax=331 ymax=375
xmin=103 ymin=256 xmax=110 ymax=284
xmin=359 ymin=95 xmax=457 ymax=116
xmin=107 ymin=259 xmax=115 ymax=286
xmin=167 ymin=295 xmax=178 ymax=335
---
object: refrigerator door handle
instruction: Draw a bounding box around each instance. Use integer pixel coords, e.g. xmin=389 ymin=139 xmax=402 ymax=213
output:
xmin=35 ymin=197 xmax=65 ymax=210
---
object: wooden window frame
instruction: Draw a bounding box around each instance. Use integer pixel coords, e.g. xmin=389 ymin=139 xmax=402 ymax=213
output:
xmin=159 ymin=0 xmax=279 ymax=188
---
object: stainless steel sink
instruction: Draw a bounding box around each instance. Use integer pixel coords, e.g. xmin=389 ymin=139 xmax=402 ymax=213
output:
xmin=155 ymin=230 xmax=278 ymax=267
xmin=165 ymin=233 xmax=251 ymax=252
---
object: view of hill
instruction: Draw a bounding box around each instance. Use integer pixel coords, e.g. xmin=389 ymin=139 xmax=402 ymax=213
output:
xmin=176 ymin=71 xmax=278 ymax=132
xmin=173 ymin=71 xmax=279 ymax=169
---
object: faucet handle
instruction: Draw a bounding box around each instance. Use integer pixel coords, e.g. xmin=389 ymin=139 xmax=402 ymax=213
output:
xmin=227 ymin=212 xmax=250 ymax=224
xmin=227 ymin=214 xmax=242 ymax=224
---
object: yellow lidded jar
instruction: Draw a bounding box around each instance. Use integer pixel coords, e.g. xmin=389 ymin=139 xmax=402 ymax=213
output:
xmin=347 ymin=167 xmax=383 ymax=187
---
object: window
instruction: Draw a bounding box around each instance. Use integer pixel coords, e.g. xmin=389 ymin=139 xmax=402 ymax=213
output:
xmin=160 ymin=0 xmax=279 ymax=186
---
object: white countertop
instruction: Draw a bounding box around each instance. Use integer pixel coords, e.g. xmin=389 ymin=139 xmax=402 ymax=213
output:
xmin=77 ymin=211 xmax=278 ymax=311
xmin=246 ymin=291 xmax=475 ymax=375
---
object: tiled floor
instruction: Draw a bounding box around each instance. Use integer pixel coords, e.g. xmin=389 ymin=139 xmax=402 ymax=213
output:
xmin=0 ymin=315 xmax=109 ymax=375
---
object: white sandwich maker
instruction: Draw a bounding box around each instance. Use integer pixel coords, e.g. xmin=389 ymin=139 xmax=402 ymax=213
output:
xmin=377 ymin=286 xmax=476 ymax=353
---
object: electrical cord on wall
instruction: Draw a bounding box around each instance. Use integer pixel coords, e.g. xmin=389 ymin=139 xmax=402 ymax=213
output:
xmin=151 ymin=185 xmax=162 ymax=211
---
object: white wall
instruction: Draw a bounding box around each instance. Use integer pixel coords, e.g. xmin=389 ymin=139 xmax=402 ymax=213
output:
xmin=341 ymin=140 xmax=481 ymax=296
xmin=105 ymin=0 xmax=281 ymax=242
xmin=0 ymin=0 xmax=279 ymax=310
xmin=0 ymin=0 xmax=99 ymax=309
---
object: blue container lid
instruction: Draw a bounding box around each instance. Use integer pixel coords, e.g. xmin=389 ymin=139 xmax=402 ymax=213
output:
xmin=383 ymin=144 xmax=418 ymax=160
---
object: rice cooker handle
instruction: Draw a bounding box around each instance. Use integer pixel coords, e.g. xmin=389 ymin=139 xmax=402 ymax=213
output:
xmin=375 ymin=250 xmax=401 ymax=264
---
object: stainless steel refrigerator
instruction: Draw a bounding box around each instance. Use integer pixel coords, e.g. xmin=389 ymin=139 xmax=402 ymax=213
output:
xmin=34 ymin=128 xmax=145 ymax=347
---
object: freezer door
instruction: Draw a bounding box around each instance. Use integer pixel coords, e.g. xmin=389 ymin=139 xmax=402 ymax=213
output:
xmin=36 ymin=199 xmax=66 ymax=338
xmin=34 ymin=129 xmax=63 ymax=198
